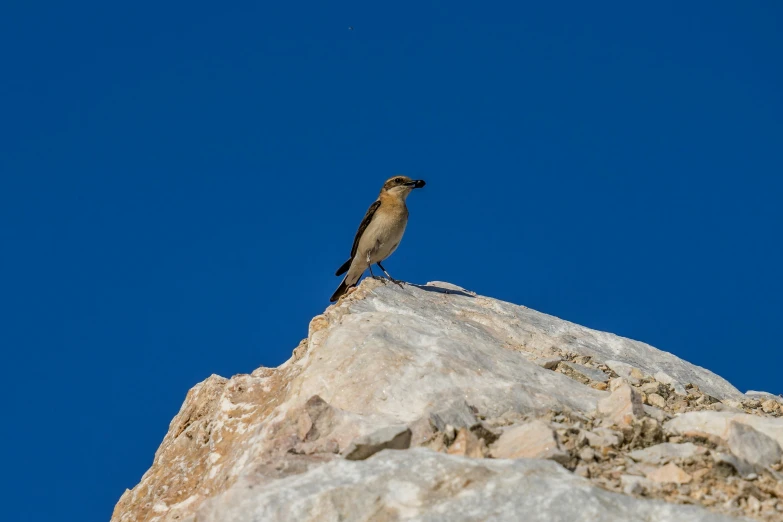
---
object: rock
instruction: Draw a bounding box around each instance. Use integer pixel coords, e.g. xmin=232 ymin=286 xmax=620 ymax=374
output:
xmin=711 ymin=402 xmax=744 ymax=414
xmin=727 ymin=421 xmax=782 ymax=468
xmin=745 ymin=390 xmax=781 ymax=401
xmin=761 ymin=399 xmax=780 ymax=414
xmin=579 ymin=446 xmax=596 ymax=462
xmin=428 ymin=400 xmax=479 ymax=432
xmin=664 ymin=411 xmax=783 ymax=450
xmin=712 ymin=452 xmax=757 ymax=478
xmin=559 ymin=362 xmax=609 ymax=383
xmin=190 ymin=449 xmax=737 ymax=522
xmin=621 ymin=474 xmax=650 ymax=495
xmin=446 ymin=428 xmax=486 ymax=458
xmin=605 ymin=360 xmax=643 ymax=385
xmin=535 ymin=356 xmax=562 ymax=369
xmin=583 ymin=427 xmax=623 ymax=448
xmin=343 ymin=425 xmax=412 ymax=461
xmin=574 ymin=462 xmax=590 ymax=477
xmin=628 ymin=443 xmax=707 ymax=465
xmin=641 ymin=381 xmax=664 ymax=395
xmin=654 ymin=371 xmax=687 ymax=395
xmin=111 ymin=280 xmax=750 ymax=522
xmin=646 ymin=393 xmax=666 ymax=409
xmin=596 ymin=379 xmax=645 ymax=426
xmin=491 ymin=419 xmax=569 ymax=464
xmin=747 ymin=495 xmax=761 ymax=514
xmin=646 ymin=463 xmax=692 ymax=484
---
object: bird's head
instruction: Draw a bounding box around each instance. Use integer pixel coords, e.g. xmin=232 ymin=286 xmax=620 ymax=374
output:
xmin=380 ymin=175 xmax=426 ymax=199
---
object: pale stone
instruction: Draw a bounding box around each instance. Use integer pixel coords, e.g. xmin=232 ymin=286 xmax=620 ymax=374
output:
xmin=747 ymin=495 xmax=761 ymax=514
xmin=654 ymin=371 xmax=687 ymax=395
xmin=641 ymin=381 xmax=663 ymax=395
xmin=605 ymin=360 xmax=642 ymax=385
xmin=713 ymin=452 xmax=756 ymax=479
xmin=491 ymin=419 xmax=569 ymax=464
xmin=665 ymin=411 xmax=783 ymax=450
xmin=535 ymin=356 xmax=562 ymax=369
xmin=579 ymin=446 xmax=596 ymax=462
xmin=428 ymin=400 xmax=478 ymax=432
xmin=583 ymin=427 xmax=623 ymax=448
xmin=646 ymin=393 xmax=666 ymax=409
xmin=574 ymin=462 xmax=590 ymax=477
xmin=111 ymin=280 xmax=748 ymax=522
xmin=559 ymin=362 xmax=610 ymax=383
xmin=343 ymin=425 xmax=412 ymax=461
xmin=727 ymin=421 xmax=782 ymax=468
xmin=647 ymin=463 xmax=692 ymax=484
xmin=629 ymin=443 xmax=706 ymax=465
xmin=596 ymin=380 xmax=645 ymax=426
xmin=190 ymin=449 xmax=736 ymax=522
xmin=745 ymin=390 xmax=781 ymax=400
xmin=621 ymin=474 xmax=650 ymax=495
xmin=446 ymin=428 xmax=486 ymax=458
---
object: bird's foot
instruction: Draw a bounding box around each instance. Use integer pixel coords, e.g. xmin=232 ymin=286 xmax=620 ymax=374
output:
xmin=388 ymin=278 xmax=405 ymax=289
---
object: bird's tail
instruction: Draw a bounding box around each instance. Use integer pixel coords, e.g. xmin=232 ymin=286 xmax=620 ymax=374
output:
xmin=335 ymin=258 xmax=352 ymax=276
xmin=330 ymin=276 xmax=354 ymax=302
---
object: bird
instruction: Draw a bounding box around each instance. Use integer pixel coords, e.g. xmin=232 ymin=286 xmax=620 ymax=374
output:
xmin=330 ymin=175 xmax=426 ymax=302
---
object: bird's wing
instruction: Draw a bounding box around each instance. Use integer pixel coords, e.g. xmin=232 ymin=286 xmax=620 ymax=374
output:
xmin=350 ymin=200 xmax=382 ymax=259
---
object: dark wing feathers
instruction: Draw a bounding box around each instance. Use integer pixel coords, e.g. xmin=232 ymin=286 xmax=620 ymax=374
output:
xmin=350 ymin=200 xmax=381 ymax=258
xmin=334 ymin=200 xmax=381 ymax=276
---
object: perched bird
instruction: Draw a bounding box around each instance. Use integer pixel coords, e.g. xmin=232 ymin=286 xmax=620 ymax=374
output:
xmin=330 ymin=175 xmax=426 ymax=302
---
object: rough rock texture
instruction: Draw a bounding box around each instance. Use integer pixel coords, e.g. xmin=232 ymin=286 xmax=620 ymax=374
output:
xmin=190 ymin=449 xmax=735 ymax=522
xmin=490 ymin=419 xmax=568 ymax=463
xmin=112 ymin=279 xmax=783 ymax=522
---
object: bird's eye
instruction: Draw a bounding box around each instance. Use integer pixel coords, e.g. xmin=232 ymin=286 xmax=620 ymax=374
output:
xmin=395 ymin=177 xmax=403 ymax=183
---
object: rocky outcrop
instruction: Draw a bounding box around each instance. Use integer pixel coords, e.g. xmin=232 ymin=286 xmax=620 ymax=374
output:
xmin=111 ymin=279 xmax=783 ymax=522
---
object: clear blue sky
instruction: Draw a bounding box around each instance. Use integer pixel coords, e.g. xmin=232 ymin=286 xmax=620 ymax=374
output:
xmin=2 ymin=2 xmax=781 ymax=521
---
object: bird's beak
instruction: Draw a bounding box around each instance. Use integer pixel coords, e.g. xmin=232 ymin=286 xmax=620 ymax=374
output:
xmin=409 ymin=180 xmax=426 ymax=189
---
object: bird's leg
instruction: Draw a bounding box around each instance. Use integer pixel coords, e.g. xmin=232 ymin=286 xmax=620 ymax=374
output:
xmin=366 ymin=253 xmax=383 ymax=282
xmin=377 ymin=262 xmax=404 ymax=288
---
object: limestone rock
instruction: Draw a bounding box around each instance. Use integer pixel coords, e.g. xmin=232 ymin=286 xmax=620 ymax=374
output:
xmin=647 ymin=462 xmax=692 ymax=484
xmin=606 ymin=360 xmax=643 ymax=385
xmin=446 ymin=428 xmax=486 ymax=458
xmin=665 ymin=411 xmax=783 ymax=449
xmin=582 ymin=427 xmax=623 ymax=448
xmin=629 ymin=442 xmax=707 ymax=465
xmin=597 ymin=379 xmax=645 ymax=426
xmin=535 ymin=356 xmax=562 ymax=369
xmin=111 ymin=279 xmax=758 ymax=522
xmin=188 ymin=449 xmax=735 ymax=522
xmin=428 ymin=400 xmax=478 ymax=432
xmin=713 ymin=451 xmax=757 ymax=478
xmin=727 ymin=421 xmax=782 ymax=468
xmin=558 ymin=361 xmax=609 ymax=384
xmin=646 ymin=392 xmax=666 ymax=409
xmin=621 ymin=474 xmax=651 ymax=495
xmin=491 ymin=419 xmax=569 ymax=464
xmin=746 ymin=390 xmax=781 ymax=401
xmin=654 ymin=371 xmax=687 ymax=395
xmin=343 ymin=425 xmax=412 ymax=461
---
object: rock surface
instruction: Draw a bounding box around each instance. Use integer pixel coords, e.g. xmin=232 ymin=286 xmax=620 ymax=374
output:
xmin=112 ymin=279 xmax=783 ymax=522
xmin=490 ymin=419 xmax=568 ymax=463
xmin=188 ymin=449 xmax=735 ymax=522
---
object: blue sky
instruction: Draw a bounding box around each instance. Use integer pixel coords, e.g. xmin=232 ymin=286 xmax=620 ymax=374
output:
xmin=2 ymin=2 xmax=781 ymax=521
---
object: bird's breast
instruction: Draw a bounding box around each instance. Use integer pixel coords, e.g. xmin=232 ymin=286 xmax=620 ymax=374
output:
xmin=358 ymin=205 xmax=408 ymax=262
